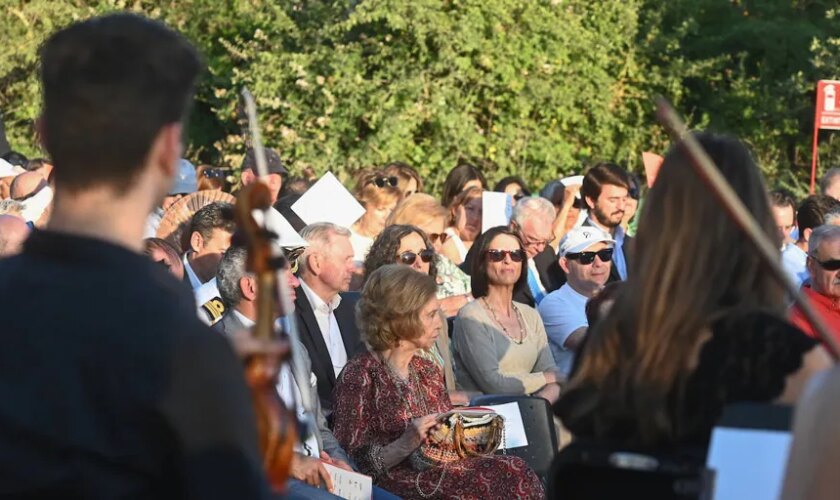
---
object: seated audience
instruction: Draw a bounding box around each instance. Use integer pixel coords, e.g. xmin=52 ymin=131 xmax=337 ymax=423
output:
xmin=441 ymin=185 xmax=482 ymax=265
xmin=539 ymin=226 xmax=614 ymax=376
xmin=333 ymin=265 xmax=544 ymax=499
xmin=143 ymin=237 xmax=185 ymax=280
xmin=440 ymin=162 xmax=487 ymax=208
xmin=0 ymin=214 xmax=30 ymax=257
xmin=384 ymin=161 xmax=423 ymax=198
xmin=214 ymin=246 xmax=399 ymax=500
xmin=387 ymin=193 xmax=472 ymax=314
xmin=363 ymin=224 xmax=469 ymax=404
xmin=452 ymin=227 xmax=562 ymax=403
xmin=556 ymin=132 xmax=831 ymax=458
xmin=783 ymin=195 xmax=840 ymax=288
xmin=789 ymin=225 xmax=840 ymax=347
xmin=349 ymin=170 xmax=402 ymax=264
xmin=296 ymin=222 xmax=366 ymax=414
xmin=620 ymin=172 xmax=642 ymax=235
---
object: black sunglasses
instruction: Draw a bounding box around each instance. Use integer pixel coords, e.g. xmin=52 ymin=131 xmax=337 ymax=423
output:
xmin=566 ymin=248 xmax=614 ymax=265
xmin=810 ymin=255 xmax=840 ymax=271
xmin=485 ymin=249 xmax=525 ymax=263
xmin=373 ymin=176 xmax=398 ymax=188
xmin=427 ymin=232 xmax=450 ymax=245
xmin=398 ymin=249 xmax=435 ymax=265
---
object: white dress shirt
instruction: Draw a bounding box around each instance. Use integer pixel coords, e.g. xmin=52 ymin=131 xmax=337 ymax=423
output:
xmin=299 ymin=279 xmax=348 ymax=378
xmin=233 ymin=311 xmax=320 ymax=456
xmin=182 ymin=252 xmax=203 ymax=290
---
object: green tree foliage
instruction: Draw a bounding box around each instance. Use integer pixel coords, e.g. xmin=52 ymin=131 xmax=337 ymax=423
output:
xmin=0 ymin=0 xmax=838 ymax=194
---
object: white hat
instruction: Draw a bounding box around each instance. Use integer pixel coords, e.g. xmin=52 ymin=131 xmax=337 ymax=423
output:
xmin=0 ymin=159 xmax=16 ymax=178
xmin=558 ymin=226 xmax=614 ymax=257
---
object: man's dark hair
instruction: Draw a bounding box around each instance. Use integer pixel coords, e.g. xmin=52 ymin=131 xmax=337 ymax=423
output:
xmin=25 ymin=158 xmax=51 ymax=172
xmin=768 ymin=188 xmax=796 ymax=212
xmin=581 ymin=162 xmax=630 ymax=209
xmin=188 ymin=202 xmax=236 ymax=242
xmin=39 ymin=14 xmax=202 ymax=193
xmin=796 ymin=195 xmax=840 ymax=235
xmin=1 ymin=151 xmax=28 ymax=167
xmin=470 ymin=226 xmax=529 ymax=299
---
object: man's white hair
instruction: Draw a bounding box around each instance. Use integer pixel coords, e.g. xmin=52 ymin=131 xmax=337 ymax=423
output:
xmin=809 ymin=224 xmax=840 ymax=256
xmin=298 ymin=222 xmax=351 ymax=272
xmin=511 ymin=197 xmax=556 ymax=226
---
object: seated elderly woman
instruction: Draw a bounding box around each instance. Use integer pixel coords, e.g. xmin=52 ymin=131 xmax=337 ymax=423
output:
xmin=452 ymin=226 xmax=563 ymax=404
xmin=363 ymin=224 xmax=470 ymax=404
xmin=333 ymin=265 xmax=544 ymax=499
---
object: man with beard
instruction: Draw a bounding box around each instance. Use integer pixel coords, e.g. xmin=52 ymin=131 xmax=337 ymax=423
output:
xmin=580 ymin=162 xmax=633 ymax=282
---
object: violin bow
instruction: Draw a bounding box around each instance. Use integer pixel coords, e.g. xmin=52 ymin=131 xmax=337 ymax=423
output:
xmin=241 ymin=88 xmax=319 ymax=433
xmin=655 ymin=96 xmax=840 ymax=360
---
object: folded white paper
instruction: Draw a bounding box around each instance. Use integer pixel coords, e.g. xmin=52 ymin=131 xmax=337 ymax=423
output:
xmin=481 ymin=191 xmax=512 ymax=234
xmin=707 ymin=427 xmax=792 ymax=500
xmin=292 ymin=172 xmax=365 ymax=229
xmin=322 ymin=462 xmax=373 ymax=500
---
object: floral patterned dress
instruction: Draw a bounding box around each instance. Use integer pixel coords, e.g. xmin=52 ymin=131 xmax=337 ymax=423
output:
xmin=333 ymin=351 xmax=545 ymax=500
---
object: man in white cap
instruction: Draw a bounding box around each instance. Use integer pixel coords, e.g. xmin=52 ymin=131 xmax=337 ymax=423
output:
xmin=143 ymin=158 xmax=196 ymax=238
xmin=538 ymin=226 xmax=615 ymax=376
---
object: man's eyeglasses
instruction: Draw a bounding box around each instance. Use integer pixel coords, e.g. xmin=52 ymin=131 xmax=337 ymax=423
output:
xmin=566 ymin=248 xmax=614 ymax=265
xmin=810 ymin=254 xmax=840 ymax=271
xmin=373 ymin=176 xmax=398 ymax=188
xmin=485 ymin=249 xmax=525 ymax=263
xmin=427 ymin=232 xmax=450 ymax=245
xmin=397 ymin=249 xmax=435 ymax=265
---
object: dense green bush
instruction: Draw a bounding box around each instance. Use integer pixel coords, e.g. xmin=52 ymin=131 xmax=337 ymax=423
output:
xmin=1 ymin=0 xmax=838 ymax=196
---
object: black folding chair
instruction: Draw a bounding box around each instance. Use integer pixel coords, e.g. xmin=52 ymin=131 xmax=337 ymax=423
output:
xmin=470 ymin=394 xmax=558 ymax=484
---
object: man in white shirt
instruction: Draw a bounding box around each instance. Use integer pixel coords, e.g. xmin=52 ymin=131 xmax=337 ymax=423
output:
xmin=296 ymin=222 xmax=365 ymax=414
xmin=538 ymin=226 xmax=614 ymax=376
xmin=181 ymin=201 xmax=235 ymax=300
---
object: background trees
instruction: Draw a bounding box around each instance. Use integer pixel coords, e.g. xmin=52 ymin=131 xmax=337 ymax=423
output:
xmin=1 ymin=0 xmax=838 ymax=195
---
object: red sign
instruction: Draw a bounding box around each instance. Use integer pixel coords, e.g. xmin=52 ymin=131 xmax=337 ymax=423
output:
xmin=816 ymin=80 xmax=840 ymax=130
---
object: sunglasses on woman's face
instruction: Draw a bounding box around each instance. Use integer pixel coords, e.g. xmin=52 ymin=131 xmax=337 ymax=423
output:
xmin=810 ymin=255 xmax=840 ymax=271
xmin=566 ymin=248 xmax=614 ymax=265
xmin=397 ymin=249 xmax=435 ymax=265
xmin=427 ymin=232 xmax=450 ymax=245
xmin=373 ymin=176 xmax=398 ymax=188
xmin=485 ymin=249 xmax=525 ymax=263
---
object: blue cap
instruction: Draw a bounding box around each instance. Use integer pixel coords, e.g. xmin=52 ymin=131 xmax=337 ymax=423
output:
xmin=170 ymin=159 xmax=197 ymax=195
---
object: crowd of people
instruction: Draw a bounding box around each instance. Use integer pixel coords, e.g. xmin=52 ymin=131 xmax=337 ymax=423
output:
xmin=1 ymin=11 xmax=839 ymax=500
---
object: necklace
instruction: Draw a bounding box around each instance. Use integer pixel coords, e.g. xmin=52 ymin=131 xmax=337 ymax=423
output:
xmin=482 ymin=297 xmax=525 ymax=344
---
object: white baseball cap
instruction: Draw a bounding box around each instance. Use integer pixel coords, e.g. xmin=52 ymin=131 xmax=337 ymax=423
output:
xmin=558 ymin=226 xmax=614 ymax=257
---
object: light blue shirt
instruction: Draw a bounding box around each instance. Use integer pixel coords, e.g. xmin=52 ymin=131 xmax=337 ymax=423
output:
xmin=781 ymin=243 xmax=809 ymax=288
xmin=538 ymin=284 xmax=588 ymax=376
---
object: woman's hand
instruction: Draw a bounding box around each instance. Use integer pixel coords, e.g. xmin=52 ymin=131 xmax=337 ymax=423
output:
xmin=290 ymin=454 xmax=334 ymax=491
xmin=448 ymin=390 xmax=471 ymax=406
xmin=400 ymin=414 xmax=441 ymax=449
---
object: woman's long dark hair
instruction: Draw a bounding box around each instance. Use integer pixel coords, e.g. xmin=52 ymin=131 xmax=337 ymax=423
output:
xmin=470 ymin=226 xmax=529 ymax=299
xmin=559 ymin=132 xmax=784 ymax=446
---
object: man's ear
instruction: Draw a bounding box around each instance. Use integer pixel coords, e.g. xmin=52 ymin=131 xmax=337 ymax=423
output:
xmin=189 ymin=231 xmax=204 ymax=253
xmin=804 ymin=227 xmax=813 ymax=243
xmin=559 ymin=256 xmax=570 ymax=274
xmin=241 ymin=169 xmax=256 ymax=186
xmin=240 ymin=276 xmax=257 ymax=301
xmin=584 ymin=195 xmax=596 ymax=211
xmin=150 ymin=123 xmax=183 ymax=180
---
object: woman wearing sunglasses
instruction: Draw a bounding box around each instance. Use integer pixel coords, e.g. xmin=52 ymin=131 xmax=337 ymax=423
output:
xmin=452 ymin=226 xmax=562 ymax=403
xmin=349 ymin=170 xmax=402 ymax=266
xmin=363 ymin=224 xmax=472 ymax=405
xmin=388 ymin=194 xmax=473 ymax=316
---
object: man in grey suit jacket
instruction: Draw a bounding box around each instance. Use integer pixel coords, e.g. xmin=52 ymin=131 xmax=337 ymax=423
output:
xmin=214 ymin=245 xmax=399 ymax=500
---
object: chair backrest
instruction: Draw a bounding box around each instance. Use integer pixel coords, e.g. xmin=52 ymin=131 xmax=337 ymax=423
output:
xmin=470 ymin=394 xmax=558 ymax=483
xmin=548 ymin=440 xmax=714 ymax=500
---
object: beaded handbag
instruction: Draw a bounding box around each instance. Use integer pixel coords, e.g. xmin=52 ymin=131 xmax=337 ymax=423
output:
xmin=410 ymin=408 xmax=506 ymax=471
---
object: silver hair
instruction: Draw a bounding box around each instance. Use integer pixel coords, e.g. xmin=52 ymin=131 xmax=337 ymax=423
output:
xmin=0 ymin=199 xmax=25 ymax=217
xmin=298 ymin=222 xmax=351 ymax=273
xmin=820 ymin=167 xmax=840 ymax=195
xmin=808 ymin=224 xmax=840 ymax=256
xmin=511 ymin=196 xmax=556 ymax=226
xmin=823 ymin=208 xmax=840 ymax=227
xmin=216 ymin=246 xmax=250 ymax=307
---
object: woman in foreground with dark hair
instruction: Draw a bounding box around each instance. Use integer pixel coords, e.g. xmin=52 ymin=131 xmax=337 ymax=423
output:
xmin=555 ymin=132 xmax=830 ymax=456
